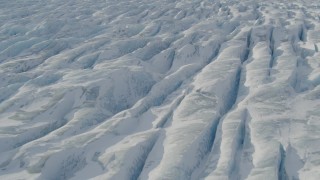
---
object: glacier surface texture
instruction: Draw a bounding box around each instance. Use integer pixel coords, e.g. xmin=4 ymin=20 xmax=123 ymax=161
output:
xmin=1 ymin=0 xmax=320 ymax=179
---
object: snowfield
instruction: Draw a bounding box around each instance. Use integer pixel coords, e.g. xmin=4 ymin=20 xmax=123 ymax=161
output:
xmin=1 ymin=0 xmax=320 ymax=179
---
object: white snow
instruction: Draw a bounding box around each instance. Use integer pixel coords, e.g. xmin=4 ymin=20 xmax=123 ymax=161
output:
xmin=0 ymin=0 xmax=320 ymax=179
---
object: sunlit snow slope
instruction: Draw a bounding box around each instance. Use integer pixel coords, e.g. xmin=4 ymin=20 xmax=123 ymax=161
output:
xmin=1 ymin=0 xmax=320 ymax=179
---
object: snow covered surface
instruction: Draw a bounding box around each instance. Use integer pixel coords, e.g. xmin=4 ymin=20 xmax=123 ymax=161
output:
xmin=1 ymin=0 xmax=320 ymax=179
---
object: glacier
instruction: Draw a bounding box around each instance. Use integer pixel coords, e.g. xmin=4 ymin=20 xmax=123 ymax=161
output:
xmin=0 ymin=0 xmax=320 ymax=179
